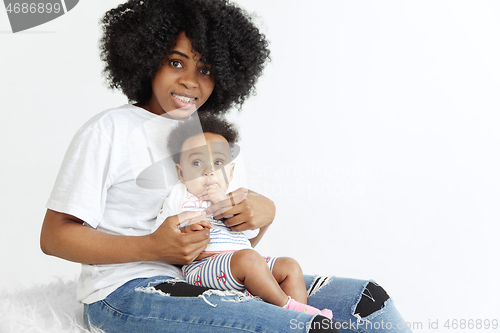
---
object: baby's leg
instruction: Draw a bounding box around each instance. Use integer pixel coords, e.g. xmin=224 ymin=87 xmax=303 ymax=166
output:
xmin=231 ymin=250 xmax=333 ymax=319
xmin=270 ymin=257 xmax=308 ymax=304
xmin=230 ymin=249 xmax=289 ymax=306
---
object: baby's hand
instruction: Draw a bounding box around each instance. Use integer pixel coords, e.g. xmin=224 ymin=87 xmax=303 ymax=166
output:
xmin=180 ymin=216 xmax=212 ymax=233
xmin=200 ymin=184 xmax=227 ymax=204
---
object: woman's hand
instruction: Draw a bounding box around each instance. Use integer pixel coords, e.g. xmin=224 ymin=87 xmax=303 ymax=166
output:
xmin=147 ymin=211 xmax=211 ymax=264
xmin=203 ymin=188 xmax=275 ymax=246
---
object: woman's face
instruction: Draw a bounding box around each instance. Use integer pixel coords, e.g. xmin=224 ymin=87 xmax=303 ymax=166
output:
xmin=144 ymin=31 xmax=215 ymax=118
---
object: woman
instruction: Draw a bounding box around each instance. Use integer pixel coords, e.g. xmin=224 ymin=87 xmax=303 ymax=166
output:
xmin=40 ymin=0 xmax=411 ymax=332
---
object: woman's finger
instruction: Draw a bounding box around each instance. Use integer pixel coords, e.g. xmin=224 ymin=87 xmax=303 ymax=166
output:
xmin=180 ymin=232 xmax=211 ymax=263
xmin=228 ymin=188 xmax=249 ymax=204
xmin=223 ymin=213 xmax=250 ymax=230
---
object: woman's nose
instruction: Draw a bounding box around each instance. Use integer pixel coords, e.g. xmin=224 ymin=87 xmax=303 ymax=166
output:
xmin=179 ymin=68 xmax=199 ymax=89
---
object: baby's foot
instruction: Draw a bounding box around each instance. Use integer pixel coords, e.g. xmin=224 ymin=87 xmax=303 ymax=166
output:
xmin=283 ymin=296 xmax=333 ymax=320
xmin=318 ymin=308 xmax=333 ymax=319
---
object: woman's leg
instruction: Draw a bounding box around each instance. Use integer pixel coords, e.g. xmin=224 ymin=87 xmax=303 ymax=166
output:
xmin=83 ymin=276 xmax=338 ymax=333
xmin=304 ymin=275 xmax=413 ymax=333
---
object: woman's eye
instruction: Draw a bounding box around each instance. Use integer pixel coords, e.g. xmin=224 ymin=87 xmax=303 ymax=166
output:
xmin=200 ymin=68 xmax=211 ymax=75
xmin=170 ymin=60 xmax=182 ymax=68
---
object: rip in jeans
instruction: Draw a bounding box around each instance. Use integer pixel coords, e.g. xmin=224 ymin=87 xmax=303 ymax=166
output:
xmin=136 ymin=279 xmax=255 ymax=307
xmin=307 ymin=276 xmax=332 ymax=297
xmin=353 ymin=281 xmax=390 ymax=321
xmin=307 ymin=276 xmax=391 ymax=322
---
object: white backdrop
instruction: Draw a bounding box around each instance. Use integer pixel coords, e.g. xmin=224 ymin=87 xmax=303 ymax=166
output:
xmin=1 ymin=1 xmax=499 ymax=332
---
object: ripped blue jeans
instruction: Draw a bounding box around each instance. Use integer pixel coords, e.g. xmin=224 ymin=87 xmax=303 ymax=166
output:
xmin=84 ymin=275 xmax=413 ymax=333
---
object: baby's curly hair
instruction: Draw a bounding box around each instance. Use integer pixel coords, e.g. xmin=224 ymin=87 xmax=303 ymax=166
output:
xmin=168 ymin=112 xmax=239 ymax=164
xmin=100 ymin=0 xmax=270 ymax=113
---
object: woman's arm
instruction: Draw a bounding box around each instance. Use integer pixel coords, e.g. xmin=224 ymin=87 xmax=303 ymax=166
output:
xmin=203 ymin=188 xmax=275 ymax=247
xmin=40 ymin=209 xmax=210 ymax=265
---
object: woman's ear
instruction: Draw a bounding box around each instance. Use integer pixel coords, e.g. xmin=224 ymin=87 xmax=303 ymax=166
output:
xmin=176 ymin=164 xmax=184 ymax=183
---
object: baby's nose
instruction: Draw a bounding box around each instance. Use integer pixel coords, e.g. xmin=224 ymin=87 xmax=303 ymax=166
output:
xmin=203 ymin=166 xmax=215 ymax=176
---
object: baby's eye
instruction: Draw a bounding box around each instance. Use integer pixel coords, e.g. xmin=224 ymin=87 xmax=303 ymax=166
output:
xmin=170 ymin=60 xmax=183 ymax=68
xmin=214 ymin=160 xmax=224 ymax=166
xmin=192 ymin=161 xmax=201 ymax=167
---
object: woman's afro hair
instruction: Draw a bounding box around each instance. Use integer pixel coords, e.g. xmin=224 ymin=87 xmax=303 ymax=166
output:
xmin=100 ymin=0 xmax=270 ymax=113
xmin=168 ymin=112 xmax=239 ymax=164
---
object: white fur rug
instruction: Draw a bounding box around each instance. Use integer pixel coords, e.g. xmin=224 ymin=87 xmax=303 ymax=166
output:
xmin=0 ymin=278 xmax=101 ymax=333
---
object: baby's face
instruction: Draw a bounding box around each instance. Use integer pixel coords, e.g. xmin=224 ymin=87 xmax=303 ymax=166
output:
xmin=177 ymin=132 xmax=234 ymax=197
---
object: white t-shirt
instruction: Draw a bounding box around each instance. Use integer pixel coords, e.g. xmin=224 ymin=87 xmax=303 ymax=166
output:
xmin=46 ymin=104 xmax=185 ymax=304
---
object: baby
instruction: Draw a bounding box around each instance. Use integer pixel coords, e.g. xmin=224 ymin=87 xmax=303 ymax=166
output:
xmin=153 ymin=112 xmax=332 ymax=319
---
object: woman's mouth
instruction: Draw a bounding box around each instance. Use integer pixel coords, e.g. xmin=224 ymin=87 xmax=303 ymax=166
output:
xmin=172 ymin=93 xmax=197 ymax=108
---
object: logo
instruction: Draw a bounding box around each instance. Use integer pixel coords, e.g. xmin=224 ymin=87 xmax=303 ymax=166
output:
xmin=3 ymin=0 xmax=79 ymax=33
